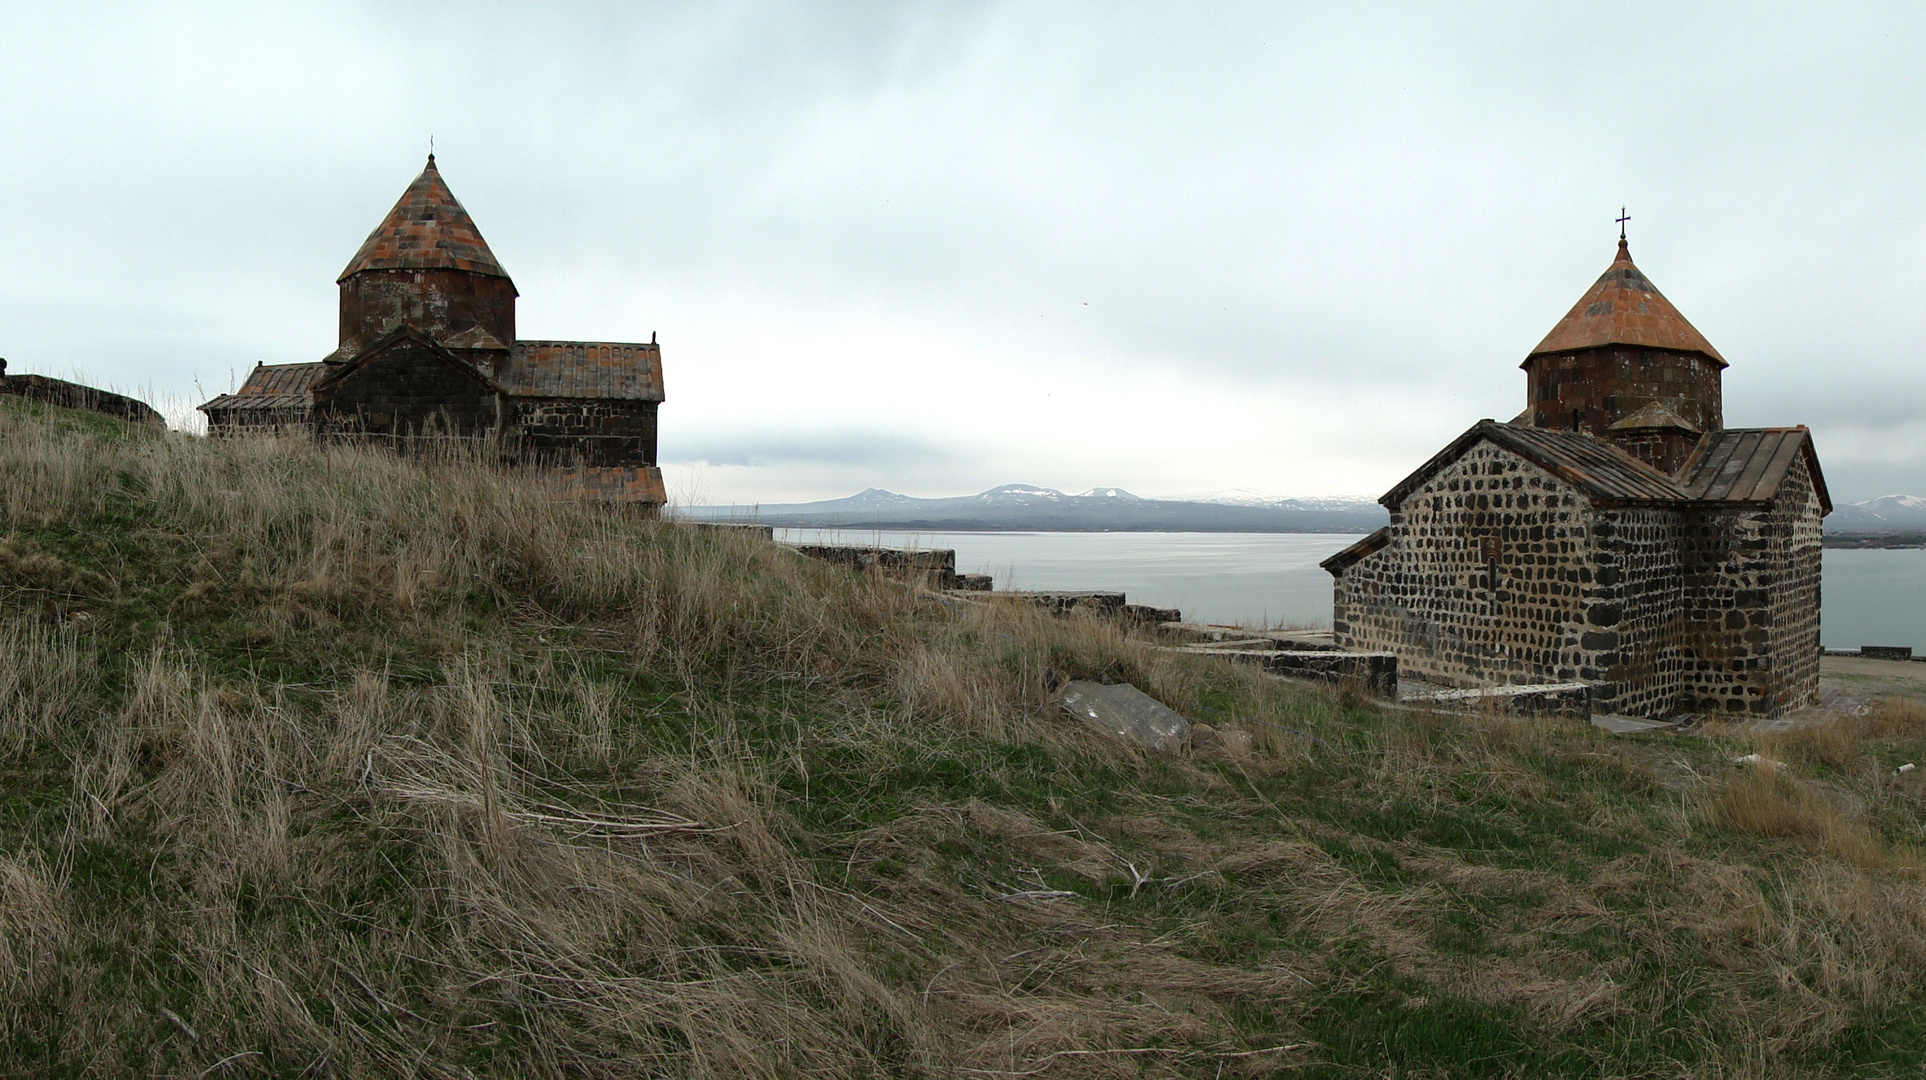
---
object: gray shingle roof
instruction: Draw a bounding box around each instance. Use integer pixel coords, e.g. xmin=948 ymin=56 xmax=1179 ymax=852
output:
xmin=1683 ymin=427 xmax=1831 ymax=513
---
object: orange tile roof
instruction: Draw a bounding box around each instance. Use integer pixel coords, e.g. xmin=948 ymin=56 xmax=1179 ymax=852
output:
xmin=1526 ymin=240 xmax=1725 ymax=367
xmin=337 ymin=156 xmax=512 ymax=283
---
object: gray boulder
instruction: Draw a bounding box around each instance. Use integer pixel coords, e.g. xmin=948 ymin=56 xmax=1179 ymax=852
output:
xmin=1061 ymin=681 xmax=1192 ymax=752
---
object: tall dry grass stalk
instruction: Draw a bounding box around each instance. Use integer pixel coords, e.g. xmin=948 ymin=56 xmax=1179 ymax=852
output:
xmin=4 ymin=398 xmax=1926 ymax=1077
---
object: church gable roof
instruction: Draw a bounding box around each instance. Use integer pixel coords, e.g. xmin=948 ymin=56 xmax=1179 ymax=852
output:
xmin=1526 ymin=240 xmax=1726 ymax=368
xmin=338 ymin=156 xmax=512 ymax=283
xmin=1682 ymin=427 xmax=1831 ymax=515
xmin=1382 ymin=420 xmax=1690 ymax=510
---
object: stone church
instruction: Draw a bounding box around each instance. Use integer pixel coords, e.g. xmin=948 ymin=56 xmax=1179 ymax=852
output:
xmin=199 ymin=156 xmax=665 ymax=505
xmin=1322 ymin=237 xmax=1829 ymax=719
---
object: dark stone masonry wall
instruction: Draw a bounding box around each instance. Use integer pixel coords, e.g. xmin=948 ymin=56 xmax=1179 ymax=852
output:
xmin=338 ymin=269 xmax=516 ymax=359
xmin=1768 ymin=463 xmax=1824 ymax=711
xmin=314 ymin=340 xmax=500 ymax=446
xmin=1524 ymin=347 xmax=1723 ymax=435
xmin=1666 ymin=461 xmax=1821 ymax=716
xmin=1670 ymin=477 xmax=1820 ymax=716
xmin=1588 ymin=509 xmax=1686 ymax=716
xmin=203 ymin=404 xmax=307 ymax=436
xmin=1605 ymin=428 xmax=1702 ymax=476
xmin=510 ymin=398 xmax=658 ymax=468
xmin=1335 ymin=437 xmax=1826 ymax=720
xmin=1332 ymin=443 xmax=1595 ymax=692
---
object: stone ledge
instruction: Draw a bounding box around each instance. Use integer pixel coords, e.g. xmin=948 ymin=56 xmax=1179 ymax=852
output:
xmin=1167 ymin=644 xmax=1398 ymax=698
xmin=1403 ymin=682 xmax=1593 ymax=720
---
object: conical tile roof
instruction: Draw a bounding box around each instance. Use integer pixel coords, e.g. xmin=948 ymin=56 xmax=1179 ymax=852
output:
xmin=1526 ymin=239 xmax=1724 ymax=367
xmin=337 ymin=156 xmax=511 ymax=282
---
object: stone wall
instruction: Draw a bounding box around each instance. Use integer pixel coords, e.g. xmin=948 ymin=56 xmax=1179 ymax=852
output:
xmin=313 ymin=338 xmax=501 ymax=447
xmin=338 ymin=269 xmax=516 ymax=359
xmin=1524 ymin=347 xmax=1723 ymax=435
xmin=509 ymin=398 xmax=658 ymax=468
xmin=1332 ymin=434 xmax=1825 ymax=720
xmin=1332 ymin=442 xmax=1595 ymax=691
xmin=1604 ymin=428 xmax=1702 ymax=476
xmin=203 ymin=403 xmax=308 ymax=436
xmin=1670 ymin=492 xmax=1819 ymax=716
xmin=1764 ymin=460 xmax=1823 ymax=712
xmin=1588 ymin=508 xmax=1686 ymax=716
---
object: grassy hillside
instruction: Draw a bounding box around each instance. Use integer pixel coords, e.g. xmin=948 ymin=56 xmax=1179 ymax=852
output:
xmin=3 ymin=396 xmax=1926 ymax=1078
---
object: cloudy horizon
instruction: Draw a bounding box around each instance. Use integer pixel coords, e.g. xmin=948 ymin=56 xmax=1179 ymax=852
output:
xmin=4 ymin=3 xmax=1925 ymax=505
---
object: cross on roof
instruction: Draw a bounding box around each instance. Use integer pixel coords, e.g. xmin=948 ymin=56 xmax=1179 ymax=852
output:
xmin=1617 ymin=207 xmax=1631 ymax=240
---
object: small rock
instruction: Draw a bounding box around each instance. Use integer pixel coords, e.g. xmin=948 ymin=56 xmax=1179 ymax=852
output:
xmin=1061 ymin=681 xmax=1191 ymax=752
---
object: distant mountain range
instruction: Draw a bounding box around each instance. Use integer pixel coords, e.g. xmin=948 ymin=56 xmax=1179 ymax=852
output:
xmin=683 ymin=484 xmax=1391 ymax=533
xmin=1827 ymin=495 xmax=1926 ymax=533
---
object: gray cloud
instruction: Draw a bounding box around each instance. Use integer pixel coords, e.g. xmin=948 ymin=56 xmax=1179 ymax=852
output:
xmin=664 ymin=429 xmax=957 ymax=469
xmin=3 ymin=3 xmax=1924 ymax=503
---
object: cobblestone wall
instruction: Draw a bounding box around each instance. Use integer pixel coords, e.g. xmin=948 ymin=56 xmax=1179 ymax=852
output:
xmin=1670 ymin=488 xmax=1822 ymax=717
xmin=1767 ymin=460 xmax=1824 ymax=713
xmin=1332 ymin=442 xmax=1596 ymax=692
xmin=1332 ymin=438 xmax=1825 ymax=720
xmin=1589 ymin=508 xmax=1686 ymax=715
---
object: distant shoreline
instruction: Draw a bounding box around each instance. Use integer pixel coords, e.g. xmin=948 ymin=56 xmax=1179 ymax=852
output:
xmin=1824 ymin=532 xmax=1926 ymax=550
xmin=682 ymin=519 xmax=1375 ymax=535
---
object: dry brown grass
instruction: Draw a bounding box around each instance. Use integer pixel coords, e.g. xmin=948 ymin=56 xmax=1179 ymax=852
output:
xmin=4 ymin=398 xmax=1926 ymax=1077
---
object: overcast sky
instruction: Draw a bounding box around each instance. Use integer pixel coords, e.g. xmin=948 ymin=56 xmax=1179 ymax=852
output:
xmin=3 ymin=3 xmax=1924 ymax=505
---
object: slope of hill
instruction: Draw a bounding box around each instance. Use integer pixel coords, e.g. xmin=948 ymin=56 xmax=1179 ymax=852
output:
xmin=3 ymin=395 xmax=1926 ymax=1076
xmin=686 ymin=484 xmax=1390 ymax=532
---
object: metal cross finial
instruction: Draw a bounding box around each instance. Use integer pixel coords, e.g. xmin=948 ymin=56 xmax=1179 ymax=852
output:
xmin=1616 ymin=207 xmax=1631 ymax=240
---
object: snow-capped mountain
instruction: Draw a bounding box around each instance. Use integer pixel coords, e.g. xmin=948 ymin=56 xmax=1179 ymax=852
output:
xmin=684 ymin=484 xmax=1389 ymax=533
xmin=837 ymin=488 xmax=927 ymax=508
xmin=1170 ymin=489 xmax=1382 ymax=512
xmin=973 ymin=484 xmax=1070 ymax=503
xmin=1828 ymin=494 xmax=1926 ymax=532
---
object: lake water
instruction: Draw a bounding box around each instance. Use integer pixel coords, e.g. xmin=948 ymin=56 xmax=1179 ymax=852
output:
xmin=777 ymin=529 xmax=1926 ymax=649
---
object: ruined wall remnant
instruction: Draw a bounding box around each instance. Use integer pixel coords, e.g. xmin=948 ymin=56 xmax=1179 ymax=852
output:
xmin=0 ymin=370 xmax=164 ymax=427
